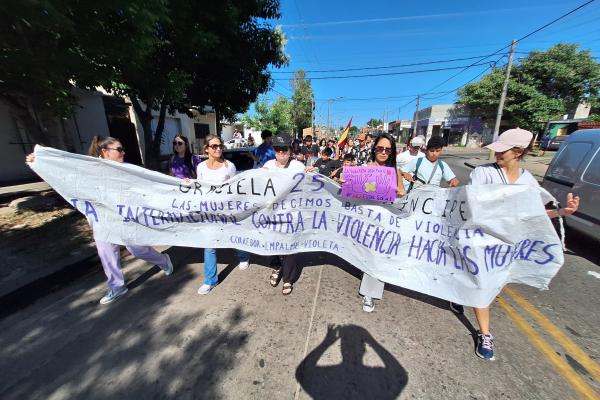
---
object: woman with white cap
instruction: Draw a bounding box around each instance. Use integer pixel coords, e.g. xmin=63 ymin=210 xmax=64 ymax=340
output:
xmin=454 ymin=128 xmax=580 ymax=361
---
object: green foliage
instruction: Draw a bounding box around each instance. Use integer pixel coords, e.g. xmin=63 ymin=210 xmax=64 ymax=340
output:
xmin=290 ymin=70 xmax=314 ymax=136
xmin=349 ymin=126 xmax=359 ymax=134
xmin=241 ymin=96 xmax=292 ymax=134
xmin=366 ymin=118 xmax=383 ymax=128
xmin=0 ymin=0 xmax=288 ymax=166
xmin=457 ymin=43 xmax=600 ymax=131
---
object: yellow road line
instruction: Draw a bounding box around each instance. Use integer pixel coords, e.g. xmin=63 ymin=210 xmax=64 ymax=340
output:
xmin=504 ymin=286 xmax=600 ymax=382
xmin=496 ymin=296 xmax=600 ymax=400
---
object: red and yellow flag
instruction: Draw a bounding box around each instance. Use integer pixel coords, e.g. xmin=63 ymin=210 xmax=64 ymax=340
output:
xmin=338 ymin=117 xmax=353 ymax=149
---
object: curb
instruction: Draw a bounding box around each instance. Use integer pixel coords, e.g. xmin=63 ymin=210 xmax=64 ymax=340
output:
xmin=0 ymin=253 xmax=100 ymax=320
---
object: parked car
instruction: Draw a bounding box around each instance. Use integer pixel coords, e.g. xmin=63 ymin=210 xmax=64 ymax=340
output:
xmin=546 ymin=135 xmax=566 ymax=151
xmin=542 ymin=129 xmax=600 ymax=241
xmin=224 ymin=138 xmax=248 ymax=149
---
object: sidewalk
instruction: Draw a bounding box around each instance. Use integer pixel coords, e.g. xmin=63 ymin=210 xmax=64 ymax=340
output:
xmin=446 ymin=147 xmax=555 ymax=180
xmin=0 ymin=181 xmax=96 ymax=313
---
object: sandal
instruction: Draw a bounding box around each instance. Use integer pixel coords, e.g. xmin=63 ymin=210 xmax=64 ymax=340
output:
xmin=282 ymin=282 xmax=293 ymax=296
xmin=270 ymin=268 xmax=282 ymax=287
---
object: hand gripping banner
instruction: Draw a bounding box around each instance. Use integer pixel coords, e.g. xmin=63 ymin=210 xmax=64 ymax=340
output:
xmin=30 ymin=146 xmax=564 ymax=307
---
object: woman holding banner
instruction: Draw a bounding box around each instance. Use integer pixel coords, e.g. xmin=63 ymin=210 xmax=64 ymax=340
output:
xmin=356 ymin=133 xmax=406 ymax=312
xmin=169 ymin=134 xmax=200 ymax=179
xmin=25 ymin=136 xmax=174 ymax=305
xmin=195 ymin=135 xmax=251 ymax=295
xmin=457 ymin=128 xmax=580 ymax=361
xmin=263 ymin=133 xmax=309 ymax=295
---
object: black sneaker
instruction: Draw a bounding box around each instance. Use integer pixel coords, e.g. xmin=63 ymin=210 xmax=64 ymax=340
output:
xmin=449 ymin=302 xmax=464 ymax=314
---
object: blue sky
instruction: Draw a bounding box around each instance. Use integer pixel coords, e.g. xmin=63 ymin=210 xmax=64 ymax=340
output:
xmin=256 ymin=0 xmax=600 ymax=128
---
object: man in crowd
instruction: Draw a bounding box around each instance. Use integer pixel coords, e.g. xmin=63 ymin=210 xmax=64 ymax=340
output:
xmin=354 ymin=133 xmax=372 ymax=166
xmin=396 ymin=135 xmax=425 ymax=169
xmin=297 ymin=135 xmax=321 ymax=165
xmin=248 ymin=130 xmax=275 ymax=168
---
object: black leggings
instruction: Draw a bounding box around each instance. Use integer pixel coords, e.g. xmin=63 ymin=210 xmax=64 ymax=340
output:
xmin=271 ymin=254 xmax=301 ymax=283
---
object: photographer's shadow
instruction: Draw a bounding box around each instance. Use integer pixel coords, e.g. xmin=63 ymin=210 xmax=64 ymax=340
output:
xmin=296 ymin=324 xmax=407 ymax=399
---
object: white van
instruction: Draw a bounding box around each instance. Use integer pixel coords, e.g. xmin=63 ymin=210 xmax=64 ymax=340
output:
xmin=542 ymin=129 xmax=600 ymax=241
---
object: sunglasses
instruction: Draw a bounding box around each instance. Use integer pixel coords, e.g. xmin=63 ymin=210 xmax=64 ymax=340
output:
xmin=105 ymin=146 xmax=125 ymax=154
xmin=273 ymin=146 xmax=289 ymax=152
xmin=375 ymin=146 xmax=392 ymax=154
xmin=173 ymin=141 xmax=185 ymax=145
xmin=208 ymin=144 xmax=224 ymax=150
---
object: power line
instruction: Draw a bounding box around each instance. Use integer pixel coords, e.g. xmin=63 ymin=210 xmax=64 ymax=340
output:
xmin=421 ymin=56 xmax=506 ymax=100
xmin=422 ymin=0 xmax=596 ymax=94
xmin=272 ymin=62 xmax=493 ymax=81
xmin=269 ymin=54 xmax=503 ymax=74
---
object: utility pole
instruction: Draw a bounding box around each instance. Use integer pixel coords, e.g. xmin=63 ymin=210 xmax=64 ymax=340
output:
xmin=490 ymin=39 xmax=517 ymax=159
xmin=412 ymin=95 xmax=420 ymax=139
xmin=327 ymin=99 xmax=332 ymax=136
xmin=311 ymin=96 xmax=315 ymax=137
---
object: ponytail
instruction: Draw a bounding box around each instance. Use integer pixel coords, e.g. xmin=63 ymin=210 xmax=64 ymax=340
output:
xmin=88 ymin=136 xmax=119 ymax=158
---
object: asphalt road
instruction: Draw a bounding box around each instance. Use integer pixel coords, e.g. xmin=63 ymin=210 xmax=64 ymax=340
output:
xmin=1 ymin=153 xmax=599 ymax=399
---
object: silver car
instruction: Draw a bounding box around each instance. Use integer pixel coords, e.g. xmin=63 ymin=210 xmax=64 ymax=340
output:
xmin=542 ymin=129 xmax=600 ymax=241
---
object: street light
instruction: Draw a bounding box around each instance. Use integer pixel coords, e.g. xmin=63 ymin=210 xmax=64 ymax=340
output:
xmin=327 ymin=96 xmax=344 ymax=137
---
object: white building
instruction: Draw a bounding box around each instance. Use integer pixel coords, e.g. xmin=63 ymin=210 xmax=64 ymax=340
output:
xmin=0 ymin=87 xmax=217 ymax=183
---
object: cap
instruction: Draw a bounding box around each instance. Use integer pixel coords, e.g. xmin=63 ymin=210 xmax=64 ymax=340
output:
xmin=410 ymin=136 xmax=425 ymax=146
xmin=272 ymin=133 xmax=293 ymax=147
xmin=485 ymin=128 xmax=533 ymax=152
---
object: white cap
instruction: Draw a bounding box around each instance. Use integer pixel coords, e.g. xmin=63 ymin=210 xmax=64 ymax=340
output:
xmin=485 ymin=128 xmax=533 ymax=152
xmin=410 ymin=136 xmax=425 ymax=146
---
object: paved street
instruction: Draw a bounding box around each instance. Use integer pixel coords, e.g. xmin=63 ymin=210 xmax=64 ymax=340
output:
xmin=1 ymin=152 xmax=599 ymax=399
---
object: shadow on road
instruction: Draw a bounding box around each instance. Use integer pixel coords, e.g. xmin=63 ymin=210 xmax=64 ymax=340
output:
xmin=0 ymin=251 xmax=250 ymax=399
xmin=296 ymin=324 xmax=407 ymax=400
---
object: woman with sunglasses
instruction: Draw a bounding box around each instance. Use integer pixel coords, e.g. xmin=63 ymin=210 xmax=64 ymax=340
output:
xmin=263 ymin=133 xmax=310 ymax=295
xmin=195 ymin=135 xmax=250 ymax=295
xmin=25 ymin=136 xmax=174 ymax=305
xmin=357 ymin=133 xmax=406 ymax=312
xmin=170 ymin=135 xmax=200 ymax=179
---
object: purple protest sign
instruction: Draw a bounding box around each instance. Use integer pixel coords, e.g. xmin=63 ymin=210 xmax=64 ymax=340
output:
xmin=341 ymin=166 xmax=397 ymax=202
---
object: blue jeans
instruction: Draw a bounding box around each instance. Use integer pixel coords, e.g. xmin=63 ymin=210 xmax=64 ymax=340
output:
xmin=203 ymin=249 xmax=250 ymax=285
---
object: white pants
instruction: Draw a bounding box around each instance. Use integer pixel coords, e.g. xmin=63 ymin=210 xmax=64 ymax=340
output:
xmin=359 ymin=273 xmax=384 ymax=299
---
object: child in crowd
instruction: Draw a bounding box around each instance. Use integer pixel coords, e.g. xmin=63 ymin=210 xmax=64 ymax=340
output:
xmin=401 ymin=136 xmax=459 ymax=191
xmin=308 ymin=147 xmax=342 ymax=177
xmin=331 ymin=153 xmax=355 ymax=183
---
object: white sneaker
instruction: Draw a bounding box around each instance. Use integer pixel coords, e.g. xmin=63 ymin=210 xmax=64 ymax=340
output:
xmin=162 ymin=254 xmax=174 ymax=276
xmin=237 ymin=261 xmax=249 ymax=270
xmin=362 ymin=296 xmax=375 ymax=313
xmin=99 ymin=286 xmax=128 ymax=305
xmin=197 ymin=283 xmax=216 ymax=295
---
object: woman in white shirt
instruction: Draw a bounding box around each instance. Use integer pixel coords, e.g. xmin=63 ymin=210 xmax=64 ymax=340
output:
xmin=264 ymin=134 xmax=308 ymax=295
xmin=455 ymin=128 xmax=580 ymax=361
xmin=196 ymin=135 xmax=250 ymax=295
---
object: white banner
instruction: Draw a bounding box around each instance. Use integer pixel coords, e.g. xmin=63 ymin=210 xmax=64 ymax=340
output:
xmin=30 ymin=146 xmax=564 ymax=307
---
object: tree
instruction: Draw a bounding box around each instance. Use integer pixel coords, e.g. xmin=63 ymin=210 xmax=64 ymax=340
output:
xmin=349 ymin=126 xmax=359 ymax=135
xmin=457 ymin=43 xmax=600 ymax=131
xmin=241 ymin=96 xmax=292 ymax=134
xmin=290 ymin=70 xmax=314 ymax=138
xmin=0 ymin=0 xmax=165 ymax=146
xmin=366 ymin=118 xmax=383 ymax=128
xmin=1 ymin=0 xmax=288 ymax=168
